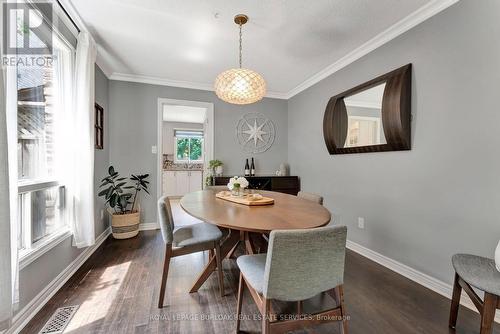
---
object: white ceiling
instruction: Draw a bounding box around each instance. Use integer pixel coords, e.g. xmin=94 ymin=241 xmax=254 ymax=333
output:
xmin=70 ymin=0 xmax=454 ymax=98
xmin=163 ymin=105 xmax=206 ymax=124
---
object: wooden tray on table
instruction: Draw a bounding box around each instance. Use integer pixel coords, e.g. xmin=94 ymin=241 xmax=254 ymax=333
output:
xmin=215 ymin=191 xmax=274 ymax=206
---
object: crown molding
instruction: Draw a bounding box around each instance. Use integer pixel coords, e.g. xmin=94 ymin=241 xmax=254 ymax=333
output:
xmin=109 ymin=72 xmax=288 ymax=99
xmin=109 ymin=72 xmax=214 ymax=91
xmin=284 ymin=0 xmax=460 ymax=99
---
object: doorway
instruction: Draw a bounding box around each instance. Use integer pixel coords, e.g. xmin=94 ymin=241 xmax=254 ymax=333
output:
xmin=157 ymin=98 xmax=214 ymax=199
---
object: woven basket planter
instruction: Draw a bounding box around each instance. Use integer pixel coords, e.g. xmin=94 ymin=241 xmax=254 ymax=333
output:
xmin=109 ymin=208 xmax=140 ymax=239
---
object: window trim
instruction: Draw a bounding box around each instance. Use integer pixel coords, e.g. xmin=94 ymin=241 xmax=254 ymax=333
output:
xmin=17 ymin=181 xmax=70 ymax=267
xmin=19 ymin=227 xmax=72 ymax=270
xmin=18 ymin=179 xmax=60 ymax=194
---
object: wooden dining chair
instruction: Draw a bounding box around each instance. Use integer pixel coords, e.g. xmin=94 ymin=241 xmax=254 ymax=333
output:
xmin=157 ymin=196 xmax=226 ymax=308
xmin=297 ymin=191 xmax=323 ymax=205
xmin=235 ymin=225 xmax=348 ymax=334
xmin=449 ymin=254 xmax=500 ymax=334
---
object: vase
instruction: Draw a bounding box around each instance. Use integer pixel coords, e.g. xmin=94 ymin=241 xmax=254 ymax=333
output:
xmin=495 ymin=240 xmax=500 ymax=272
xmin=215 ymin=166 xmax=223 ymax=176
xmin=280 ymin=163 xmax=289 ymax=176
xmin=231 ymin=186 xmax=243 ymax=197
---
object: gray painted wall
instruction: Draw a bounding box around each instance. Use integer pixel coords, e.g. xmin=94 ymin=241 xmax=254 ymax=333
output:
xmin=17 ymin=65 xmax=110 ymax=311
xmin=288 ymin=0 xmax=500 ymax=285
xmin=108 ymin=81 xmax=288 ymax=225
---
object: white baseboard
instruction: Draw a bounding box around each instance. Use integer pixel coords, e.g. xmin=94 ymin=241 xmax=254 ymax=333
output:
xmin=346 ymin=240 xmax=500 ymax=323
xmin=139 ymin=222 xmax=159 ymax=231
xmin=7 ymin=227 xmax=112 ymax=334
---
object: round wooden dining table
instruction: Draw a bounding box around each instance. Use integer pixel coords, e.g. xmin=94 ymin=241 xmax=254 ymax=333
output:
xmin=180 ymin=189 xmax=331 ymax=293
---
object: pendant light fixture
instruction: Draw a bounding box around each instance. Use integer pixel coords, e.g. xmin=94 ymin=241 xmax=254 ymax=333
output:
xmin=214 ymin=14 xmax=266 ymax=105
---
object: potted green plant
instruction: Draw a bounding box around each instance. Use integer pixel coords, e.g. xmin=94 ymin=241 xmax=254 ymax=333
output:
xmin=98 ymin=166 xmax=150 ymax=239
xmin=209 ymin=159 xmax=224 ymax=176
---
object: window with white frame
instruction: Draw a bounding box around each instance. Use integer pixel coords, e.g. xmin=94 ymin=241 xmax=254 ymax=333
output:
xmin=13 ymin=17 xmax=75 ymax=254
xmin=174 ymin=129 xmax=204 ymax=163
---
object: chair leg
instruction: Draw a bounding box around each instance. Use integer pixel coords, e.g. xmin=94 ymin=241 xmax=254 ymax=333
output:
xmin=335 ymin=285 xmax=348 ymax=334
xmin=449 ymin=272 xmax=462 ymax=328
xmin=235 ymin=273 xmax=245 ymax=333
xmin=215 ymin=242 xmax=224 ymax=297
xmin=262 ymin=297 xmax=271 ymax=334
xmin=209 ymin=249 xmax=214 ymax=260
xmin=297 ymin=300 xmax=302 ymax=316
xmin=480 ymin=293 xmax=498 ymax=334
xmin=158 ymin=244 xmax=172 ymax=308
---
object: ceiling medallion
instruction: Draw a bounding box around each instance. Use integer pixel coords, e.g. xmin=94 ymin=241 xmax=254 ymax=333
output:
xmin=214 ymin=14 xmax=266 ymax=105
xmin=236 ymin=113 xmax=275 ymax=154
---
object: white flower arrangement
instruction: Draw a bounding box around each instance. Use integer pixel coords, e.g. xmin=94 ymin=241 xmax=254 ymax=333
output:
xmin=227 ymin=176 xmax=249 ymax=190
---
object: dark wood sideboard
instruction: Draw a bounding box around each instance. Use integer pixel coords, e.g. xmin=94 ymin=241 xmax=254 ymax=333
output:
xmin=213 ymin=176 xmax=300 ymax=195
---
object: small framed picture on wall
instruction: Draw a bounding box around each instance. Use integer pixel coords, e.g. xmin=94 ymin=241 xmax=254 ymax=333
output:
xmin=95 ymin=103 xmax=104 ymax=149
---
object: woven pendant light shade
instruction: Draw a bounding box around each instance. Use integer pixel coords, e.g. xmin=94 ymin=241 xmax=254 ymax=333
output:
xmin=214 ymin=14 xmax=266 ymax=105
xmin=214 ymin=68 xmax=266 ymax=105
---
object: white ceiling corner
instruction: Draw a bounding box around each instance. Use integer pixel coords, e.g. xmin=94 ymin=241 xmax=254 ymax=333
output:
xmin=74 ymin=0 xmax=460 ymax=100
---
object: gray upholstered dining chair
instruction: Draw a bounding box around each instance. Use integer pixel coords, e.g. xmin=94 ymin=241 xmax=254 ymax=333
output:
xmin=449 ymin=254 xmax=500 ymax=334
xmin=297 ymin=191 xmax=323 ymax=205
xmin=157 ymin=196 xmax=225 ymax=308
xmin=235 ymin=225 xmax=348 ymax=334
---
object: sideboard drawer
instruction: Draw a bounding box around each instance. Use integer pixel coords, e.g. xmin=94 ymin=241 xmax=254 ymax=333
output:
xmin=271 ymin=177 xmax=300 ymax=190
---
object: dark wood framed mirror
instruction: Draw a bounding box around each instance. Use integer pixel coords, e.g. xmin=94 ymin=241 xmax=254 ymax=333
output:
xmin=323 ymin=64 xmax=411 ymax=154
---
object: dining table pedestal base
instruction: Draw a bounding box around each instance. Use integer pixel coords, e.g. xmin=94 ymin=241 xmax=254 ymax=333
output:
xmin=189 ymin=229 xmax=266 ymax=293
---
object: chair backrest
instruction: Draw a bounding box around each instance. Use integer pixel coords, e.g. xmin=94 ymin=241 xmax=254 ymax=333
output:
xmin=205 ymin=185 xmax=228 ymax=192
xmin=157 ymin=196 xmax=175 ymax=244
xmin=263 ymin=225 xmax=347 ymax=301
xmin=297 ymin=191 xmax=323 ymax=205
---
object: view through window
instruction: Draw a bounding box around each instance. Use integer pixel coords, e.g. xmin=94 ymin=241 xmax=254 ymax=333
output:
xmin=174 ymin=130 xmax=204 ymax=163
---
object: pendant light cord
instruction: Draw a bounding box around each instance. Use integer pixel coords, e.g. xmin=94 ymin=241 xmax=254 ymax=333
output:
xmin=239 ymin=23 xmax=243 ymax=68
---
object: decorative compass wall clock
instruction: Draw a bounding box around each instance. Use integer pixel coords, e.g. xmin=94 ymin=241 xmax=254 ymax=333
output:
xmin=235 ymin=113 xmax=276 ymax=154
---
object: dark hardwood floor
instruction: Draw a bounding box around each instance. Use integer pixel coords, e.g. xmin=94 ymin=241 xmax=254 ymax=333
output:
xmin=21 ymin=202 xmax=498 ymax=333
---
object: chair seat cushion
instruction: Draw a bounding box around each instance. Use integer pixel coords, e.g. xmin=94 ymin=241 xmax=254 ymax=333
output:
xmin=237 ymin=254 xmax=267 ymax=294
xmin=452 ymin=254 xmax=500 ymax=295
xmin=173 ymin=223 xmax=223 ymax=248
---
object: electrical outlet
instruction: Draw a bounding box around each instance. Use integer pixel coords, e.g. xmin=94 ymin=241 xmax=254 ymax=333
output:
xmin=151 ymin=145 xmax=158 ymax=154
xmin=100 ymin=209 xmax=104 ymax=220
xmin=358 ymin=217 xmax=365 ymax=229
